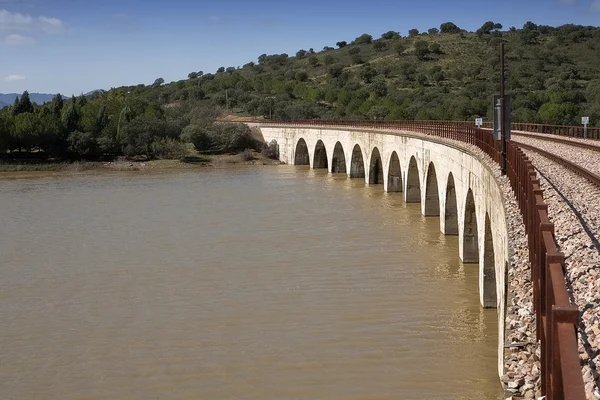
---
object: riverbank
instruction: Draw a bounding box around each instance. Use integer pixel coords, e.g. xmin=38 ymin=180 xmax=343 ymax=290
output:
xmin=0 ymin=151 xmax=282 ymax=178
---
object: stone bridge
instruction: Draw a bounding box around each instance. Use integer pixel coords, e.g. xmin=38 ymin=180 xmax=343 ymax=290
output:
xmin=259 ymin=125 xmax=510 ymax=377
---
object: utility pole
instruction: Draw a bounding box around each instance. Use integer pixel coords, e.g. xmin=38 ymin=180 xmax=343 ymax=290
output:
xmin=500 ymin=43 xmax=507 ymax=176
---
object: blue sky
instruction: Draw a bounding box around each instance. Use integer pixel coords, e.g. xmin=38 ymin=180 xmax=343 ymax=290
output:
xmin=0 ymin=0 xmax=599 ymax=95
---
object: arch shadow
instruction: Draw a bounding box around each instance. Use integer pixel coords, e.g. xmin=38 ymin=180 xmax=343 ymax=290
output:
xmin=387 ymin=151 xmax=402 ymax=192
xmin=369 ymin=147 xmax=383 ymax=184
xmin=350 ymin=144 xmax=365 ymax=179
xmin=294 ymin=138 xmax=310 ymax=165
xmin=462 ymin=188 xmax=479 ymax=263
xmin=313 ymin=140 xmax=328 ymax=169
xmin=484 ymin=213 xmax=497 ymax=308
xmin=332 ymin=142 xmax=346 ymax=173
xmin=406 ymin=156 xmax=421 ymax=203
xmin=444 ymin=173 xmax=459 ymax=235
xmin=424 ymin=162 xmax=439 ymax=216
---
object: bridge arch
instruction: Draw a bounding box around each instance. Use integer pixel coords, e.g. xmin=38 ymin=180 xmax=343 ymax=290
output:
xmin=350 ymin=144 xmax=365 ymax=179
xmin=260 ymin=124 xmax=514 ymax=377
xmin=424 ymin=162 xmax=440 ymax=216
xmin=369 ymin=147 xmax=383 ymax=185
xmin=444 ymin=173 xmax=459 ymax=235
xmin=332 ymin=142 xmax=347 ymax=174
xmin=405 ymin=156 xmax=421 ymax=203
xmin=483 ymin=213 xmax=497 ymax=308
xmin=462 ymin=188 xmax=479 ymax=263
xmin=387 ymin=151 xmax=402 ymax=192
xmin=294 ymin=138 xmax=310 ymax=165
xmin=313 ymin=140 xmax=328 ymax=169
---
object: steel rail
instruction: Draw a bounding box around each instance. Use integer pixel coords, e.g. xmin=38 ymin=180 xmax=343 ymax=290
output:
xmin=515 ymin=142 xmax=600 ymax=188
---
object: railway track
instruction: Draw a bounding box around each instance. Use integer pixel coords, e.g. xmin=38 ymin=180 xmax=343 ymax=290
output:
xmin=514 ymin=142 xmax=600 ymax=188
xmin=512 ymin=131 xmax=600 ymax=153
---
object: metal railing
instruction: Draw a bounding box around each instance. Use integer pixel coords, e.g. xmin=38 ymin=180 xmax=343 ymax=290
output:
xmin=258 ymin=119 xmax=585 ymax=400
xmin=479 ymin=121 xmax=599 ymax=139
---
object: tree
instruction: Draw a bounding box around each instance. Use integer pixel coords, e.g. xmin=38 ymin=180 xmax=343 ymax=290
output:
xmin=428 ymin=28 xmax=439 ymax=35
xmin=50 ymin=94 xmax=64 ymax=116
xmin=153 ymin=77 xmax=165 ymax=86
xmin=477 ymin=21 xmax=502 ymax=35
xmin=308 ymin=56 xmax=319 ymax=67
xmin=367 ymin=105 xmax=388 ymax=120
xmin=408 ymin=29 xmax=419 ymax=37
xmin=381 ymin=31 xmax=400 ymax=40
xmin=440 ymin=22 xmax=461 ymax=34
xmin=414 ymin=40 xmax=430 ymax=60
xmin=296 ymin=49 xmax=307 ymax=59
xmin=61 ymin=100 xmax=81 ymax=133
xmin=12 ymin=91 xmax=34 ymax=115
xmin=295 ymin=71 xmax=309 ymax=82
xmin=373 ymin=41 xmax=387 ymax=52
xmin=188 ymin=72 xmax=198 ymax=79
xmin=354 ymin=33 xmax=373 ymax=44
xmin=430 ymin=42 xmax=442 ymax=54
xmin=336 ymin=41 xmax=347 ymax=48
xmin=370 ymin=79 xmax=388 ymax=97
xmin=351 ymin=54 xmax=365 ymax=65
xmin=395 ymin=42 xmax=406 ymax=56
xmin=328 ymin=64 xmax=344 ymax=78
xmin=360 ymin=64 xmax=377 ymax=83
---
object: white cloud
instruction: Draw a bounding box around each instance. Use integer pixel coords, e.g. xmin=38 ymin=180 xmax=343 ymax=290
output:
xmin=591 ymin=0 xmax=600 ymax=11
xmin=5 ymin=74 xmax=25 ymax=81
xmin=0 ymin=9 xmax=66 ymax=34
xmin=3 ymin=33 xmax=34 ymax=44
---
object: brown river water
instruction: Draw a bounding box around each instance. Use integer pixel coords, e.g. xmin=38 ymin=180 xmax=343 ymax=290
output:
xmin=0 ymin=166 xmax=503 ymax=399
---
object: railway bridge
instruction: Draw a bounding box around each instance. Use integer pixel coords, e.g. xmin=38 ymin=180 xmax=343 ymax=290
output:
xmin=256 ymin=120 xmax=594 ymax=400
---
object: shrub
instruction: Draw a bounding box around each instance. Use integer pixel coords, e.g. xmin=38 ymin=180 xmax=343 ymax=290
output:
xmin=240 ymin=148 xmax=255 ymax=161
xmin=261 ymin=140 xmax=279 ymax=159
xmin=186 ymin=122 xmax=259 ymax=154
xmin=150 ymin=138 xmax=190 ymax=159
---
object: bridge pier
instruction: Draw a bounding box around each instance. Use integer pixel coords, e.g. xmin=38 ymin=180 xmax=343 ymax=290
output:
xmin=261 ymin=126 xmax=510 ymax=379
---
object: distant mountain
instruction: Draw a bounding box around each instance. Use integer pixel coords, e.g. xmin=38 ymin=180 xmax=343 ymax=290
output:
xmin=0 ymin=92 xmax=57 ymax=108
xmin=84 ymin=89 xmax=105 ymax=96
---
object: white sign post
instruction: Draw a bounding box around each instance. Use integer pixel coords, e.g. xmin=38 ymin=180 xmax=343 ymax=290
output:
xmin=582 ymin=116 xmax=589 ymax=139
xmin=475 ymin=118 xmax=483 ymax=128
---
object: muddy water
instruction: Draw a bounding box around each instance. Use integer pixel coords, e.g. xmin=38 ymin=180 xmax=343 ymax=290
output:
xmin=0 ymin=166 xmax=503 ymax=399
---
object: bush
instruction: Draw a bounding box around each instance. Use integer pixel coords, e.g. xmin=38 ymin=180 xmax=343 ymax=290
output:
xmin=186 ymin=122 xmax=259 ymax=154
xmin=348 ymin=47 xmax=361 ymax=55
xmin=261 ymin=140 xmax=279 ymax=159
xmin=150 ymin=138 xmax=190 ymax=159
xmin=240 ymin=148 xmax=255 ymax=161
xmin=373 ymin=41 xmax=387 ymax=52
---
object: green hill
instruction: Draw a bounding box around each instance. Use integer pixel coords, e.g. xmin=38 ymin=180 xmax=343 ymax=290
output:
xmin=130 ymin=21 xmax=600 ymax=124
xmin=2 ymin=21 xmax=600 ymax=160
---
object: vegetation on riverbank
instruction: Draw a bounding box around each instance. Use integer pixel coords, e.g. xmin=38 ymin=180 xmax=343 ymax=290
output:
xmin=1 ymin=20 xmax=600 ymax=163
xmin=0 ymin=150 xmax=281 ymax=177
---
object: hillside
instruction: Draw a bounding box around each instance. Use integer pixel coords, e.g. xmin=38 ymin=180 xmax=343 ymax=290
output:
xmin=2 ymin=21 xmax=600 ymax=161
xmin=115 ymin=21 xmax=600 ymax=125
